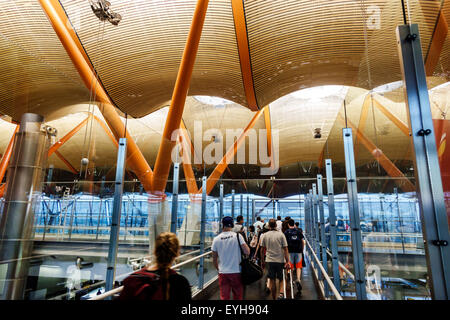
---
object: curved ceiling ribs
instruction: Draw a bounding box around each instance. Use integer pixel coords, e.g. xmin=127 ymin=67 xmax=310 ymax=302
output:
xmin=231 ymin=0 xmax=259 ymax=111
xmin=0 ymin=1 xmax=449 ymax=121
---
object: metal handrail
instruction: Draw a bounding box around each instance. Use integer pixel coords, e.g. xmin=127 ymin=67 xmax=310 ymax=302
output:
xmin=305 ymin=238 xmax=343 ymax=300
xmin=128 ymin=246 xmax=209 ymax=264
xmin=90 ymin=250 xmax=213 ymax=300
xmin=326 ymin=249 xmax=355 ymax=281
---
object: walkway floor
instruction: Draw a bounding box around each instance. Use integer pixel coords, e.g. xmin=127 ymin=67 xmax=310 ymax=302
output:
xmin=209 ymin=265 xmax=319 ymax=300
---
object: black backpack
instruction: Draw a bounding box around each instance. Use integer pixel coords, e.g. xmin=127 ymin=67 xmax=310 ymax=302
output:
xmin=285 ymin=229 xmax=302 ymax=252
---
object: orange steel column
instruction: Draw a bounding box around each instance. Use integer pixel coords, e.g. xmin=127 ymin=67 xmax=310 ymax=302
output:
xmin=317 ymin=147 xmax=325 ymax=170
xmin=372 ymin=98 xmax=410 ymax=136
xmin=39 ymin=0 xmax=153 ymax=192
xmin=201 ymin=107 xmax=265 ymax=195
xmin=353 ymin=94 xmax=372 ymax=160
xmin=263 ymin=106 xmax=272 ymax=159
xmin=337 ymin=114 xmax=415 ymax=192
xmin=93 ymin=115 xmax=119 ymax=148
xmin=231 ymin=0 xmax=259 ymax=111
xmin=179 ymin=121 xmax=198 ymax=194
xmin=0 ymin=125 xmax=19 ymax=184
xmin=425 ymin=10 xmax=448 ymax=76
xmin=152 ymin=0 xmax=210 ymax=193
xmin=48 ymin=115 xmax=91 ymax=157
xmin=54 ymin=150 xmax=78 ymax=174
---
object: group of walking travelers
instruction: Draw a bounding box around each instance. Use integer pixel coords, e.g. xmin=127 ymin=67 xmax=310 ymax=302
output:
xmin=117 ymin=214 xmax=305 ymax=301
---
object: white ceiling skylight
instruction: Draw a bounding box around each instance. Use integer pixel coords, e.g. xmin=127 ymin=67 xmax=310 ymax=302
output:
xmin=289 ymin=85 xmax=348 ymax=101
xmin=194 ymin=96 xmax=234 ymax=106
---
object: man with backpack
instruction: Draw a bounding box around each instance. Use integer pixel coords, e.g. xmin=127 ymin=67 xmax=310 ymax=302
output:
xmin=284 ymin=219 xmax=305 ymax=293
xmin=212 ymin=216 xmax=250 ymax=300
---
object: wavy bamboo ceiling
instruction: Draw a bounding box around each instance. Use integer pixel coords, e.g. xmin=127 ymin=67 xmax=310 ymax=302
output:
xmin=1 ymin=83 xmax=448 ymax=175
xmin=0 ymin=0 xmax=449 ymax=121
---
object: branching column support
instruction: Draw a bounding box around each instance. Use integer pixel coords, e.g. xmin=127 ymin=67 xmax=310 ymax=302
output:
xmin=337 ymin=114 xmax=415 ymax=192
xmin=200 ymin=107 xmax=265 ymax=195
xmin=152 ymin=0 xmax=210 ymax=193
xmin=39 ymin=0 xmax=153 ymax=192
xmin=179 ymin=121 xmax=198 ymax=195
xmin=231 ymin=0 xmax=259 ymax=111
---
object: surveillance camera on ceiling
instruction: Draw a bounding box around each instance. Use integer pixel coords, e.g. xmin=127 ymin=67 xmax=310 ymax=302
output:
xmin=90 ymin=0 xmax=122 ymax=25
xmin=314 ymin=128 xmax=322 ymax=139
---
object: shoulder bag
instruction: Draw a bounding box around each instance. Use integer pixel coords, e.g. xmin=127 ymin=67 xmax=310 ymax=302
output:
xmin=236 ymin=233 xmax=263 ymax=285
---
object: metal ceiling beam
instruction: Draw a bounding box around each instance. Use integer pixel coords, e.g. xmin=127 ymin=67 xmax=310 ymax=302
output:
xmin=337 ymin=114 xmax=415 ymax=192
xmin=200 ymin=107 xmax=265 ymax=195
xmin=231 ymin=0 xmax=259 ymax=111
xmin=152 ymin=0 xmax=210 ymax=193
xmin=39 ymin=0 xmax=153 ymax=192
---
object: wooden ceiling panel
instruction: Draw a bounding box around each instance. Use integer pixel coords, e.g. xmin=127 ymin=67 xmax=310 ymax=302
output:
xmin=0 ymin=1 xmax=90 ymax=121
xmin=59 ymin=0 xmax=245 ymax=118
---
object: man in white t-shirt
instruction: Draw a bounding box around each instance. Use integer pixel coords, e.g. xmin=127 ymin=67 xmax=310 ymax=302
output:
xmin=276 ymin=216 xmax=283 ymax=232
xmin=212 ymin=216 xmax=250 ymax=300
xmin=253 ymin=216 xmax=264 ymax=232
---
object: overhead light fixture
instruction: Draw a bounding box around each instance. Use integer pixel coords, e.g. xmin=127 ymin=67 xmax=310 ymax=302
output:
xmin=90 ymin=0 xmax=122 ymax=25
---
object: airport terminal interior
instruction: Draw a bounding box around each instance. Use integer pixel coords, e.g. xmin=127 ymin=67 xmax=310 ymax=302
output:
xmin=0 ymin=0 xmax=449 ymax=300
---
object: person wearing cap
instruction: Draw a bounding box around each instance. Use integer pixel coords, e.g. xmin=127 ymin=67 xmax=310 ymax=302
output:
xmin=212 ymin=216 xmax=250 ymax=300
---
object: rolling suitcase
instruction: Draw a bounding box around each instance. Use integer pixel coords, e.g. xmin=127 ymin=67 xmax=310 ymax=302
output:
xmin=282 ymin=269 xmax=294 ymax=299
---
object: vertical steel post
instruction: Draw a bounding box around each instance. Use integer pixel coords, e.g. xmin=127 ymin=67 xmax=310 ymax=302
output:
xmin=170 ymin=163 xmax=180 ymax=234
xmin=317 ymin=174 xmax=329 ymax=296
xmin=394 ymin=187 xmax=406 ymax=253
xmin=312 ymin=184 xmax=320 ymax=256
xmin=272 ymin=199 xmax=275 ymax=219
xmin=397 ymin=24 xmax=450 ymax=299
xmin=246 ymin=195 xmax=250 ymax=232
xmin=325 ymin=159 xmax=341 ymax=292
xmin=198 ymin=176 xmax=207 ymax=289
xmin=307 ymin=191 xmax=312 ymax=242
xmin=231 ymin=189 xmax=235 ymax=219
xmin=240 ymin=194 xmax=243 ymax=217
xmin=343 ymin=128 xmax=367 ymax=300
xmin=219 ymin=184 xmax=224 ymax=233
xmin=0 ymin=113 xmax=46 ymax=300
xmin=47 ymin=164 xmax=54 ymax=184
xmin=252 ymin=198 xmax=255 ymax=225
xmin=105 ymin=138 xmax=127 ymax=296
xmin=312 ymin=183 xmax=321 ymax=279
xmin=305 ymin=195 xmax=309 ymax=239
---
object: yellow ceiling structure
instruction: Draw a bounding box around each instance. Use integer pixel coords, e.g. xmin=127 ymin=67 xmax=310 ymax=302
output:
xmin=0 ymin=0 xmax=448 ymax=121
xmin=1 ymin=83 xmax=448 ymax=175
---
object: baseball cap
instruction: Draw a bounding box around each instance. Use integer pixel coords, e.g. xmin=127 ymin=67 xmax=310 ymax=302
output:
xmin=222 ymin=216 xmax=234 ymax=228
